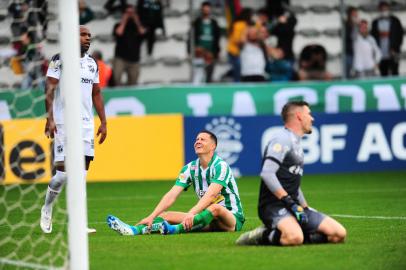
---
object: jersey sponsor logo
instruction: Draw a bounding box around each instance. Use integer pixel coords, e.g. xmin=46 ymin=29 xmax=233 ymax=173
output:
xmin=204 ymin=117 xmax=243 ymax=166
xmin=288 ymin=165 xmax=303 ymax=176
xmin=81 ymin=78 xmax=94 ymax=84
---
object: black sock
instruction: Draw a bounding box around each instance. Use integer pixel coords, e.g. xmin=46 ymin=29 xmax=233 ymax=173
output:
xmin=262 ymin=229 xmax=281 ymax=246
xmin=304 ymin=232 xmax=328 ymax=244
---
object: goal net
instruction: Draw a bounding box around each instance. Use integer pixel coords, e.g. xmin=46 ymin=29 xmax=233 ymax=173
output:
xmin=0 ymin=1 xmax=86 ymax=269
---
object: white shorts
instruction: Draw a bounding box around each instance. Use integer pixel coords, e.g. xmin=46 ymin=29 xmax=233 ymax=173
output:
xmin=54 ymin=124 xmax=94 ymax=163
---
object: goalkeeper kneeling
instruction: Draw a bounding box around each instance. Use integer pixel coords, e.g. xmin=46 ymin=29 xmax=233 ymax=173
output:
xmin=236 ymin=101 xmax=347 ymax=246
xmin=107 ymin=130 xmax=245 ymax=235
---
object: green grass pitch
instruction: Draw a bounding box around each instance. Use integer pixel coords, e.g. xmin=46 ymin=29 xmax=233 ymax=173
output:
xmin=1 ymin=171 xmax=406 ymax=269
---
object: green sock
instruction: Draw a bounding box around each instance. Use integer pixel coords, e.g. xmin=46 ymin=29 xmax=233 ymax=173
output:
xmin=133 ymin=216 xmax=165 ymax=234
xmin=176 ymin=209 xmax=214 ymax=234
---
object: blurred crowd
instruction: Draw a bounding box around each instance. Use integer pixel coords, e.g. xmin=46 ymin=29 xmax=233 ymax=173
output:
xmin=218 ymin=0 xmax=403 ymax=83
xmin=3 ymin=0 xmax=405 ymax=89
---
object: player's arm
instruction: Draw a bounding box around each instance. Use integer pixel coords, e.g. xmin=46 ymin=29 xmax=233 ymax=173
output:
xmin=183 ymin=162 xmax=228 ymax=229
xmin=297 ymin=187 xmax=308 ymax=208
xmin=92 ymin=83 xmax=107 ymax=144
xmin=44 ymin=77 xmax=59 ymax=138
xmin=261 ymin=142 xmax=308 ymax=224
xmin=261 ymin=158 xmax=307 ymax=224
xmin=137 ymin=185 xmax=184 ymax=227
xmin=189 ymin=183 xmax=223 ymax=216
xmin=188 ymin=161 xmax=229 ymax=215
xmin=181 ymin=183 xmax=223 ymax=231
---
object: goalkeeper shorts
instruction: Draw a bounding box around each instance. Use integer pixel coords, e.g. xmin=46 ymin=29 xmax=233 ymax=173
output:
xmin=259 ymin=203 xmax=326 ymax=233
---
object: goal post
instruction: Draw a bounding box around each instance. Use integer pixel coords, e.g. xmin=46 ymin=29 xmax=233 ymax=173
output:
xmin=58 ymin=0 xmax=89 ymax=270
xmin=0 ymin=0 xmax=89 ymax=269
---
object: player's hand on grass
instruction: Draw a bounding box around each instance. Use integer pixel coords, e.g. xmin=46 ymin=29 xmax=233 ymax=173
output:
xmin=45 ymin=119 xmax=57 ymax=138
xmin=182 ymin=213 xmax=195 ymax=231
xmin=281 ymin=195 xmax=308 ymax=225
xmin=97 ymin=122 xmax=107 ymax=144
xmin=136 ymin=215 xmax=155 ymax=228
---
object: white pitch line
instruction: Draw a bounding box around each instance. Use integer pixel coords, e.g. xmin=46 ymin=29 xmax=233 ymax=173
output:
xmin=330 ymin=214 xmax=406 ymax=220
xmin=88 ymin=214 xmax=406 ymax=225
xmin=1 ymin=214 xmax=405 ymax=229
xmin=4 ymin=187 xmax=406 ymax=204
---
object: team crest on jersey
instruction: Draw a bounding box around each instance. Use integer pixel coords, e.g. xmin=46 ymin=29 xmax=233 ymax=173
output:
xmin=205 ymin=117 xmax=243 ymax=166
xmin=57 ymin=145 xmax=63 ymax=154
xmin=49 ymin=60 xmax=61 ymax=72
xmin=179 ymin=173 xmax=186 ymax=181
xmin=88 ymin=65 xmax=95 ymax=73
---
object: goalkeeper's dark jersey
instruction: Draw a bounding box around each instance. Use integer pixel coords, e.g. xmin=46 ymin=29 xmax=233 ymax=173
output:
xmin=258 ymin=128 xmax=304 ymax=208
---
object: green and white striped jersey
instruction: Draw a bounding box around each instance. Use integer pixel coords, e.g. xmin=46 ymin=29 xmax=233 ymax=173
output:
xmin=175 ymin=153 xmax=244 ymax=219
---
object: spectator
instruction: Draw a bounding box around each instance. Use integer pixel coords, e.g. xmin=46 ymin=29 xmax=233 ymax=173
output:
xmin=104 ymin=0 xmax=128 ymax=14
xmin=8 ymin=0 xmax=48 ymax=89
xmin=344 ymin=6 xmax=359 ymax=78
xmin=190 ymin=1 xmax=221 ymax=83
xmin=112 ymin=4 xmax=145 ymax=86
xmin=371 ymin=1 xmax=404 ymax=76
xmin=353 ymin=20 xmax=381 ymax=78
xmin=92 ymin=50 xmax=112 ymax=89
xmin=257 ymin=10 xmax=294 ymax=82
xmin=79 ymin=0 xmax=94 ymax=25
xmin=240 ymin=25 xmax=267 ymax=82
xmin=226 ymin=8 xmax=253 ymax=82
xmin=297 ymin=44 xmax=332 ymax=81
xmin=137 ymin=0 xmax=165 ymax=59
xmin=19 ymin=31 xmax=46 ymax=89
xmin=9 ymin=0 xmax=48 ymax=41
xmin=266 ymin=0 xmax=296 ymax=62
xmin=267 ymin=47 xmax=294 ymax=81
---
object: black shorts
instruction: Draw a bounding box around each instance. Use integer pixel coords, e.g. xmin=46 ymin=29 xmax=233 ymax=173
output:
xmin=259 ymin=204 xmax=326 ymax=233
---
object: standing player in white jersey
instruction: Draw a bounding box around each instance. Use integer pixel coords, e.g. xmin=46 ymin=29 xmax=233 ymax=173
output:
xmin=107 ymin=130 xmax=245 ymax=235
xmin=40 ymin=26 xmax=107 ymax=234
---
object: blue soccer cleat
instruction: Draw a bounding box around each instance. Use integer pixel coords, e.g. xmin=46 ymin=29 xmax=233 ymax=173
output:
xmin=106 ymin=215 xmax=138 ymax=236
xmin=159 ymin=220 xmax=178 ymax=235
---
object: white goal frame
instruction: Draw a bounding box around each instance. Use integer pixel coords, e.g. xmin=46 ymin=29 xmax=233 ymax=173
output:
xmin=58 ymin=1 xmax=88 ymax=270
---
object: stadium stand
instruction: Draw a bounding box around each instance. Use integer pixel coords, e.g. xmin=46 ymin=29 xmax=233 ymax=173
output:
xmin=0 ymin=0 xmax=405 ymax=88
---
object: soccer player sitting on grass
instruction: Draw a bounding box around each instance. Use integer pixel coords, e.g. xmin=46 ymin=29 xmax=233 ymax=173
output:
xmin=107 ymin=130 xmax=245 ymax=235
xmin=236 ymin=101 xmax=346 ymax=246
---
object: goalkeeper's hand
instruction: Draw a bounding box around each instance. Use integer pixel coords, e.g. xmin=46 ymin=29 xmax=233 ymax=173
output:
xmin=281 ymin=195 xmax=308 ymax=225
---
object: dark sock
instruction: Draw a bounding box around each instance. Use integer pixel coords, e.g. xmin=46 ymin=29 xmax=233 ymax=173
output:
xmin=262 ymin=229 xmax=281 ymax=245
xmin=304 ymin=232 xmax=328 ymax=244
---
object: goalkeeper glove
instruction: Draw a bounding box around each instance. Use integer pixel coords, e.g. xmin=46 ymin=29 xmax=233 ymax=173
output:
xmin=281 ymin=195 xmax=308 ymax=225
